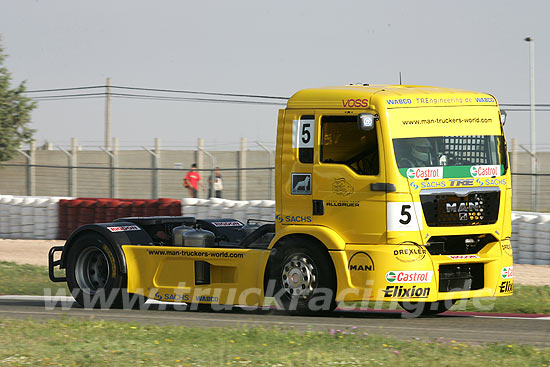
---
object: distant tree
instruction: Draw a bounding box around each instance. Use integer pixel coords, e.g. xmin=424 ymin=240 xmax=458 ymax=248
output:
xmin=0 ymin=36 xmax=36 ymax=162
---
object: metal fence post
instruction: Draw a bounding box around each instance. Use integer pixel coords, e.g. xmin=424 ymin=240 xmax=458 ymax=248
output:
xmin=511 ymin=138 xmax=518 ymax=211
xmin=57 ymin=139 xmax=77 ymax=197
xmin=238 ymin=137 xmax=247 ymax=200
xmin=143 ymin=138 xmax=160 ymax=199
xmin=17 ymin=142 xmax=36 ymax=196
xmin=256 ymin=141 xmax=274 ymax=200
xmin=101 ymin=137 xmax=119 ymax=198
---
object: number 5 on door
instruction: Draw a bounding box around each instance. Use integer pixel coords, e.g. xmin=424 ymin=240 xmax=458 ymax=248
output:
xmin=387 ymin=202 xmax=423 ymax=231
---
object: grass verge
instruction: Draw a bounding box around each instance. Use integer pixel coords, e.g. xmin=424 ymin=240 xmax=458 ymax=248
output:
xmin=1 ymin=261 xmax=549 ymax=314
xmin=0 ymin=318 xmax=548 ymax=367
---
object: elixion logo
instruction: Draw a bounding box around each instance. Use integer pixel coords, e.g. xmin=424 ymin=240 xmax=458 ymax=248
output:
xmin=385 ymin=271 xmax=433 ymax=284
xmin=499 ymin=280 xmax=513 ymax=293
xmin=383 ymin=285 xmax=430 ymax=298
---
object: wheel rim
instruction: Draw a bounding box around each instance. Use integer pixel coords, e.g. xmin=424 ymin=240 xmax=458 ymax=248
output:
xmin=75 ymin=247 xmax=110 ymax=293
xmin=281 ymin=254 xmax=318 ymax=298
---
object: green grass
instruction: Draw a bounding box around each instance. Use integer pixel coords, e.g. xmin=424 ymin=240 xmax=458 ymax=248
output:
xmin=1 ymin=261 xmax=549 ymax=314
xmin=343 ymin=285 xmax=550 ymax=314
xmin=0 ymin=318 xmax=547 ymax=367
xmin=0 ymin=261 xmax=67 ymax=296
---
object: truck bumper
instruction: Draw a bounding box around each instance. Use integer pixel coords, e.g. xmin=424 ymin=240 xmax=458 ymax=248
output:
xmin=330 ymin=239 xmax=514 ymax=303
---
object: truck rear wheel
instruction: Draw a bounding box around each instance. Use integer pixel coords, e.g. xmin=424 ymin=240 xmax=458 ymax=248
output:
xmin=270 ymin=240 xmax=337 ymax=313
xmin=66 ymin=233 xmax=144 ymax=309
xmin=399 ymin=300 xmax=457 ymax=316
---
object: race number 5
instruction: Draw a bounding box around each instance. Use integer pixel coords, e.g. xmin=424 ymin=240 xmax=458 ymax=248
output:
xmin=399 ymin=204 xmax=412 ymax=225
xmin=292 ymin=119 xmax=314 ymax=148
xmin=387 ymin=202 xmax=422 ymax=231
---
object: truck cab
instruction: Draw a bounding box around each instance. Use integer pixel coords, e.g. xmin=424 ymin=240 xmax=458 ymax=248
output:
xmin=273 ymin=85 xmax=512 ymax=312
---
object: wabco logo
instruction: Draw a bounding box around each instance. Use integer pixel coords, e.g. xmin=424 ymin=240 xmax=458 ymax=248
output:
xmin=385 ymin=271 xmax=433 ymax=284
xmin=406 ymin=167 xmax=443 ymax=179
xmin=342 ymin=98 xmax=369 ymax=108
xmin=471 ymin=165 xmax=500 ymax=177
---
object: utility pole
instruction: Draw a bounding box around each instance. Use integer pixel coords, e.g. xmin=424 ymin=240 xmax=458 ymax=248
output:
xmin=524 ymin=37 xmax=536 ymax=211
xmin=105 ymin=77 xmax=111 ymax=150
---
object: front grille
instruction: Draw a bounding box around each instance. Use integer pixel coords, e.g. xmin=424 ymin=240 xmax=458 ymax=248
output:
xmin=426 ymin=234 xmax=497 ymax=255
xmin=420 ymin=187 xmax=500 ymax=227
xmin=439 ymin=263 xmax=484 ymax=292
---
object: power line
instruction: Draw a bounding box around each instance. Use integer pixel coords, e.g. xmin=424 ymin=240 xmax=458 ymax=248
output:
xmin=26 ymin=86 xmax=105 ymax=93
xmin=110 ymin=92 xmax=287 ymax=106
xmin=110 ymin=85 xmax=289 ymax=100
xmin=31 ymin=91 xmax=287 ymax=106
xmin=27 ymin=84 xmax=289 ymax=100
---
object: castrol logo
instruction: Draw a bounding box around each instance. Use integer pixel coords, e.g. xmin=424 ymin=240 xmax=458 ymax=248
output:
xmin=385 ymin=271 xmax=433 ymax=284
xmin=470 ymin=165 xmax=500 ymax=177
xmin=406 ymin=167 xmax=443 ymax=179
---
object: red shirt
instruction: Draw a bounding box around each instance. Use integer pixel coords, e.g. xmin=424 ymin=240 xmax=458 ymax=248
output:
xmin=184 ymin=171 xmax=201 ymax=190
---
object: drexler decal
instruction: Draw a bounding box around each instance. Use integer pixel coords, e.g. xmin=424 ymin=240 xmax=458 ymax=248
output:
xmin=393 ymin=243 xmax=427 ymax=263
xmin=501 ymin=242 xmax=513 ymax=256
xmin=348 ymin=251 xmax=375 ymax=272
xmin=383 ymin=285 xmax=430 ymax=299
xmin=107 ymin=225 xmax=140 ymax=232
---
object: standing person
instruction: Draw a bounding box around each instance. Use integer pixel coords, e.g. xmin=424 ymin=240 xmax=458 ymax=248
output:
xmin=213 ymin=167 xmax=223 ymax=198
xmin=183 ymin=163 xmax=202 ymax=198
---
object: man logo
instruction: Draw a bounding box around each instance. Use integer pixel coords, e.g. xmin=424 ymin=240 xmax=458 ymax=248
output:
xmin=348 ymin=252 xmax=375 ymax=272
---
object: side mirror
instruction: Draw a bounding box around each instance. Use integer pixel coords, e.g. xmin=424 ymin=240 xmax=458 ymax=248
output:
xmin=500 ymin=110 xmax=507 ymax=125
xmin=358 ymin=113 xmax=377 ymax=131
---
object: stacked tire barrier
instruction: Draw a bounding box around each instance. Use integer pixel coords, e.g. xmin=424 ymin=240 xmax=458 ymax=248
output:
xmin=57 ymin=198 xmax=182 ymax=239
xmin=512 ymin=212 xmax=550 ymax=265
xmin=181 ymin=198 xmax=275 ymax=224
xmin=1 ymin=194 xmax=549 ymax=266
xmin=0 ymin=195 xmax=71 ymax=240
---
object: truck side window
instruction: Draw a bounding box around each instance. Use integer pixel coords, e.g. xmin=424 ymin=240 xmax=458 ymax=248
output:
xmin=321 ymin=115 xmax=379 ymax=175
xmin=299 ymin=115 xmax=314 ymax=163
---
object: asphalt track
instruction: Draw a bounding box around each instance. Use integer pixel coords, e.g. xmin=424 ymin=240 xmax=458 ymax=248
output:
xmin=0 ymin=296 xmax=548 ymax=347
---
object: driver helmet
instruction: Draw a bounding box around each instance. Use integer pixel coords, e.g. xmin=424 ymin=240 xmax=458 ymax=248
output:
xmin=410 ymin=138 xmax=432 ymax=164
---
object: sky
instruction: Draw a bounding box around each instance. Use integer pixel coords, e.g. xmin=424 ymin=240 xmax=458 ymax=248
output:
xmin=0 ymin=0 xmax=549 ymax=151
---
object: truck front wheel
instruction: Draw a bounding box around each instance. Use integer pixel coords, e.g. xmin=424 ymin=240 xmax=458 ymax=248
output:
xmin=270 ymin=240 xmax=337 ymax=313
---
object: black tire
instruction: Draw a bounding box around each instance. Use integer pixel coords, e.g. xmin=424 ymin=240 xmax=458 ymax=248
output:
xmin=66 ymin=233 xmax=145 ymax=309
xmin=399 ymin=300 xmax=457 ymax=316
xmin=269 ymin=239 xmax=337 ymax=314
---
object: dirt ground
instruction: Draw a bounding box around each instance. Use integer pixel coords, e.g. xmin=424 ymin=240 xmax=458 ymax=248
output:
xmin=0 ymin=239 xmax=548 ymax=286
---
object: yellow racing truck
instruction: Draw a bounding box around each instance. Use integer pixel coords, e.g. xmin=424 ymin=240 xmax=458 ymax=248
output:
xmin=49 ymin=84 xmax=513 ymax=315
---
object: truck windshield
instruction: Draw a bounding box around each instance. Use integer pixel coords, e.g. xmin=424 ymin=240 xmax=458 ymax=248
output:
xmin=393 ymin=135 xmax=507 ymax=171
